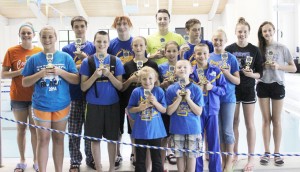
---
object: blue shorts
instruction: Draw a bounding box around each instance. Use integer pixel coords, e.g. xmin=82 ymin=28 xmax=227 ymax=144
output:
xmin=11 ymin=100 xmax=32 ymax=111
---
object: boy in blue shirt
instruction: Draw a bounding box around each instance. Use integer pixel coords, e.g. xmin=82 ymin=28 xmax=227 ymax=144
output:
xmin=127 ymin=66 xmax=167 ymax=172
xmin=79 ymin=31 xmax=124 ymax=172
xmin=62 ymin=16 xmax=96 ymax=171
xmin=166 ymin=60 xmax=204 ymax=172
xmin=190 ymin=44 xmax=227 ymax=172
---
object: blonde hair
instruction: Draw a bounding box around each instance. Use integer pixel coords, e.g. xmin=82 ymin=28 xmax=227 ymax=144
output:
xmin=138 ymin=66 xmax=159 ymax=86
xmin=39 ymin=25 xmax=57 ymax=38
xmin=212 ymin=28 xmax=227 ymax=42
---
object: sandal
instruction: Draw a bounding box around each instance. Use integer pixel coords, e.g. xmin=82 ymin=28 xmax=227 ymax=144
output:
xmin=33 ymin=164 xmax=39 ymax=172
xmin=69 ymin=164 xmax=80 ymax=172
xmin=274 ymin=155 xmax=284 ymax=167
xmin=166 ymin=153 xmax=177 ymax=165
xmin=14 ymin=163 xmax=27 ymax=172
xmin=260 ymin=152 xmax=270 ymax=166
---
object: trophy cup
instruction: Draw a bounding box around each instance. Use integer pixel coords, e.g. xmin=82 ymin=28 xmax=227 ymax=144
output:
xmin=197 ymin=68 xmax=208 ymax=85
xmin=221 ymin=52 xmax=229 ymax=69
xmin=98 ymin=53 xmax=105 ymax=69
xmin=265 ymin=50 xmax=274 ymax=65
xmin=183 ymin=35 xmax=189 ymax=42
xmin=75 ymin=38 xmax=82 ymax=53
xmin=46 ymin=53 xmax=54 ymax=69
xmin=123 ymin=50 xmax=129 ymax=59
xmin=167 ymin=65 xmax=175 ymax=83
xmin=160 ymin=38 xmax=166 ymax=55
xmin=244 ymin=56 xmax=253 ymax=71
xmin=179 ymin=78 xmax=187 ymax=96
xmin=141 ymin=89 xmax=152 ymax=121
xmin=136 ymin=60 xmax=143 ymax=70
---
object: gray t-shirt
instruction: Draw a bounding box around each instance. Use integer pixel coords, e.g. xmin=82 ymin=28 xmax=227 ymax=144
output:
xmin=259 ymin=42 xmax=293 ymax=85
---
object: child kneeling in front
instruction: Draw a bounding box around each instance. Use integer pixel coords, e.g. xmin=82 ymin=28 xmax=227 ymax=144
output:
xmin=127 ymin=66 xmax=167 ymax=172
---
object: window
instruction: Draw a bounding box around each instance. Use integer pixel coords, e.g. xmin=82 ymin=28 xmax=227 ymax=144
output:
xmin=58 ymin=30 xmax=75 ymax=50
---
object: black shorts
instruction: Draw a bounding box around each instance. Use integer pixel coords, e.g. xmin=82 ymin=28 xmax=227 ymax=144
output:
xmin=162 ymin=113 xmax=170 ymax=137
xmin=256 ymin=82 xmax=285 ymax=100
xmin=84 ymin=103 xmax=120 ymax=141
xmin=235 ymin=86 xmax=256 ymax=104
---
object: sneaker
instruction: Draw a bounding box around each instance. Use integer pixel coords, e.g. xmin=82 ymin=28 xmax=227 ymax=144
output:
xmin=115 ymin=155 xmax=123 ymax=169
xmin=130 ymin=153 xmax=134 ymax=161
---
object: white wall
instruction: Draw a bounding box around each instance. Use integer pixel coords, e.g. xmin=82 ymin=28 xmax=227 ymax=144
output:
xmin=0 ymin=0 xmax=299 ymax=61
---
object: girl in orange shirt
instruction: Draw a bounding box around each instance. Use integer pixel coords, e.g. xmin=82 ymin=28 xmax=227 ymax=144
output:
xmin=1 ymin=22 xmax=42 ymax=172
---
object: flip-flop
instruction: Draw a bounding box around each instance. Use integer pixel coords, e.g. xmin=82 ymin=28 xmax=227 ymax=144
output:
xmin=14 ymin=163 xmax=27 ymax=172
xmin=33 ymin=164 xmax=39 ymax=172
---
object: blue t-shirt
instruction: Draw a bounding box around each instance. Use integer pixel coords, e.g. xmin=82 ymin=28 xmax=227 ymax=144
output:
xmin=22 ymin=51 xmax=78 ymax=111
xmin=79 ymin=54 xmax=125 ymax=105
xmin=208 ymin=52 xmax=239 ymax=103
xmin=190 ymin=63 xmax=227 ymax=116
xmin=183 ymin=40 xmax=214 ymax=66
xmin=62 ymin=41 xmax=96 ymax=100
xmin=127 ymin=86 xmax=167 ymax=139
xmin=166 ymin=82 xmax=204 ymax=135
xmin=108 ymin=37 xmax=134 ymax=64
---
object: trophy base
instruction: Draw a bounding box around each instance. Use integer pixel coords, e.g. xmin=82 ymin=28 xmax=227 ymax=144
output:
xmin=46 ymin=65 xmax=54 ymax=69
xmin=179 ymin=91 xmax=186 ymax=97
xmin=265 ymin=61 xmax=273 ymax=65
xmin=221 ymin=66 xmax=229 ymax=70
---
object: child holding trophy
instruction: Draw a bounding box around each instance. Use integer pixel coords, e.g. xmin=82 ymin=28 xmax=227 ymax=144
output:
xmin=80 ymin=30 xmax=124 ymax=172
xmin=256 ymin=21 xmax=296 ymax=167
xmin=62 ymin=16 xmax=96 ymax=172
xmin=208 ymin=29 xmax=240 ymax=172
xmin=166 ymin=60 xmax=204 ymax=172
xmin=158 ymin=41 xmax=180 ymax=167
xmin=190 ymin=43 xmax=226 ymax=172
xmin=225 ymin=17 xmax=263 ymax=172
xmin=122 ymin=36 xmax=159 ymax=169
xmin=127 ymin=66 xmax=167 ymax=172
xmin=22 ymin=26 xmax=79 ymax=172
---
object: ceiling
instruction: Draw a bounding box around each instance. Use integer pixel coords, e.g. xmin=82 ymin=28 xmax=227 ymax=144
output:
xmin=0 ymin=0 xmax=228 ymax=20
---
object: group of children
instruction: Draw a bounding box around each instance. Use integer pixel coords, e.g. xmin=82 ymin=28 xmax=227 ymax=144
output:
xmin=3 ymin=7 xmax=297 ymax=172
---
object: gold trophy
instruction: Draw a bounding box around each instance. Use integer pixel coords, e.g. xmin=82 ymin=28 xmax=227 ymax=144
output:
xmin=75 ymin=38 xmax=82 ymax=53
xmin=244 ymin=56 xmax=253 ymax=71
xmin=46 ymin=53 xmax=54 ymax=69
xmin=141 ymin=89 xmax=152 ymax=121
xmin=179 ymin=78 xmax=187 ymax=96
xmin=221 ymin=52 xmax=229 ymax=69
xmin=265 ymin=50 xmax=274 ymax=65
xmin=123 ymin=50 xmax=129 ymax=59
xmin=167 ymin=65 xmax=175 ymax=83
xmin=98 ymin=53 xmax=105 ymax=69
xmin=197 ymin=68 xmax=208 ymax=85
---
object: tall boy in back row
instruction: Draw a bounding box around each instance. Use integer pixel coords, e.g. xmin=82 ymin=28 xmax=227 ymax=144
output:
xmin=62 ymin=16 xmax=96 ymax=171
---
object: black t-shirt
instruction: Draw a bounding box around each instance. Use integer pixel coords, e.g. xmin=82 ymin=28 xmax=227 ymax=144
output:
xmin=225 ymin=43 xmax=263 ymax=87
xmin=122 ymin=59 xmax=160 ymax=105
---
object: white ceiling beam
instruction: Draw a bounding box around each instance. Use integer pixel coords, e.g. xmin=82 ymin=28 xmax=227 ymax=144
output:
xmin=208 ymin=0 xmax=220 ymax=21
xmin=0 ymin=15 xmax=8 ymax=26
xmin=28 ymin=1 xmax=48 ymax=25
xmin=168 ymin=0 xmax=172 ymax=15
xmin=73 ymin=0 xmax=88 ymax=19
xmin=121 ymin=0 xmax=129 ymax=16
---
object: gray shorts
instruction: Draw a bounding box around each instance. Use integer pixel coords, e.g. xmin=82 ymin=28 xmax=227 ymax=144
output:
xmin=171 ymin=134 xmax=203 ymax=158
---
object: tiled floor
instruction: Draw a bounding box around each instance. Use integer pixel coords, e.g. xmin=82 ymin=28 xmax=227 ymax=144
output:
xmin=1 ymin=73 xmax=300 ymax=171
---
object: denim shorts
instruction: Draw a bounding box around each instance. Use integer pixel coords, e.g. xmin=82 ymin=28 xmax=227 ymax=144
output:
xmin=11 ymin=100 xmax=32 ymax=111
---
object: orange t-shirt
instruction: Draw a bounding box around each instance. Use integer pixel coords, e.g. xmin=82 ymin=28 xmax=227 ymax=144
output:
xmin=2 ymin=45 xmax=42 ymax=101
